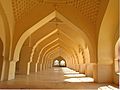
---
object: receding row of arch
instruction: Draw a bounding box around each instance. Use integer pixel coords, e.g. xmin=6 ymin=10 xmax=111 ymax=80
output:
xmin=13 ymin=13 xmax=93 ymax=78
xmin=0 ymin=0 xmax=119 ymax=85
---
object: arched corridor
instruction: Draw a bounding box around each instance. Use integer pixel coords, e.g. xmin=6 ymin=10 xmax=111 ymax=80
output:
xmin=0 ymin=0 xmax=119 ymax=89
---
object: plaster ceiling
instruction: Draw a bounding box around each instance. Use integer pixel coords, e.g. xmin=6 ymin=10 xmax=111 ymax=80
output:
xmin=12 ymin=0 xmax=101 ymax=24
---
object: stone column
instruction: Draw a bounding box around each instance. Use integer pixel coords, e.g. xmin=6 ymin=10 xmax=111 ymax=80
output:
xmin=19 ymin=46 xmax=32 ymax=75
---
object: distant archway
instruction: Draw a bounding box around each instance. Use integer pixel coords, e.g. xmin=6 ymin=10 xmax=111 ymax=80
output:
xmin=53 ymin=57 xmax=66 ymax=67
xmin=60 ymin=60 xmax=66 ymax=67
xmin=53 ymin=60 xmax=59 ymax=67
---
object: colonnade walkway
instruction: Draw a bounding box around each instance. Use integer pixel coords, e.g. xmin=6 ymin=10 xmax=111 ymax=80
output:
xmin=0 ymin=67 xmax=118 ymax=89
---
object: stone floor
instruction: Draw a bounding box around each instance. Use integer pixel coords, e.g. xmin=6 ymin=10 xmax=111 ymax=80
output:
xmin=0 ymin=67 xmax=119 ymax=90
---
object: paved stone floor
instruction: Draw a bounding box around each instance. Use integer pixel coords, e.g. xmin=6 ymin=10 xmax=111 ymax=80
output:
xmin=0 ymin=67 xmax=119 ymax=90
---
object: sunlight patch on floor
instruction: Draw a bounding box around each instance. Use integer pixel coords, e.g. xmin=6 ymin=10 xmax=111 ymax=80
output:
xmin=98 ymin=85 xmax=119 ymax=90
xmin=64 ymin=77 xmax=94 ymax=82
xmin=62 ymin=67 xmax=79 ymax=74
xmin=62 ymin=67 xmax=94 ymax=83
xmin=64 ymin=73 xmax=86 ymax=77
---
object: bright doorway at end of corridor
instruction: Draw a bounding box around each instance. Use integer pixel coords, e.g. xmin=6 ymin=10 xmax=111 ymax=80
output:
xmin=53 ymin=56 xmax=66 ymax=67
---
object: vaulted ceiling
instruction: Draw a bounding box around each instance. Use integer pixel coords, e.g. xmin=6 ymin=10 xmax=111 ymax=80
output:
xmin=11 ymin=0 xmax=109 ymax=43
xmin=10 ymin=0 xmax=109 ymax=63
xmin=12 ymin=0 xmax=102 ymax=24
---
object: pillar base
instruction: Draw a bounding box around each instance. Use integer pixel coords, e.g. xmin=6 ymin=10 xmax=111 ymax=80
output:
xmin=98 ymin=64 xmax=113 ymax=83
xmin=8 ymin=61 xmax=16 ymax=80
